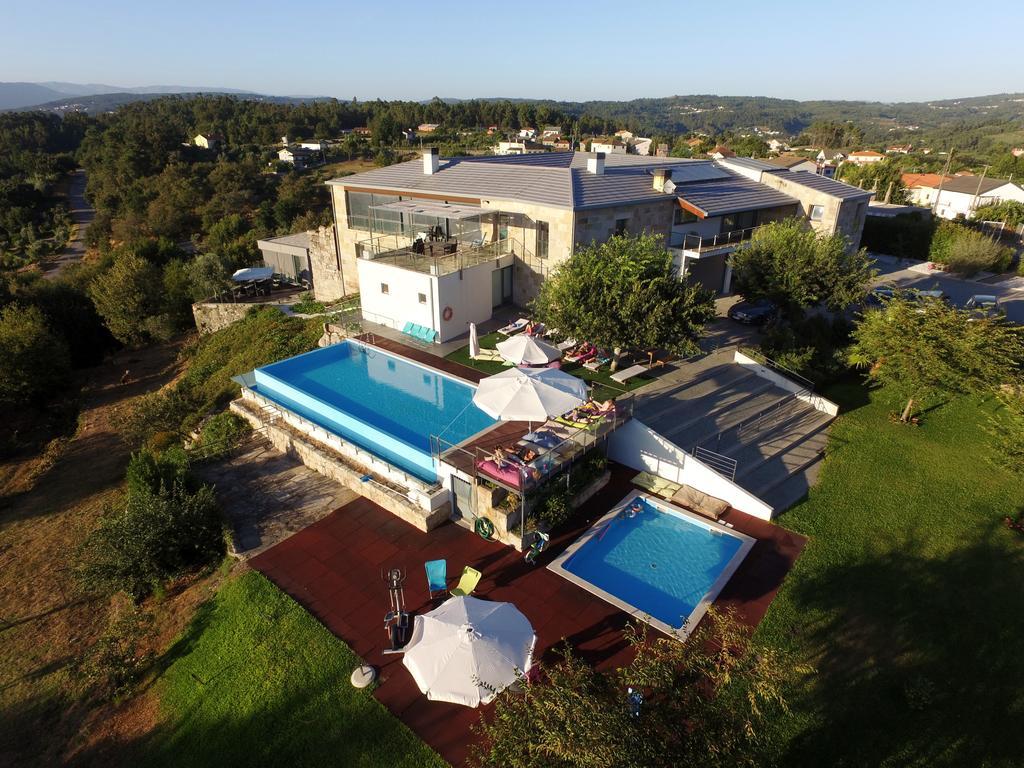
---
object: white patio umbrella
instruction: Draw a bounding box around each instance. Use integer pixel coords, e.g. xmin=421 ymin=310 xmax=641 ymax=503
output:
xmin=472 ymin=367 xmax=587 ymax=422
xmin=495 ymin=334 xmax=562 ymax=365
xmin=402 ymin=596 xmax=536 ymax=707
xmin=468 ymin=322 xmax=480 ymax=359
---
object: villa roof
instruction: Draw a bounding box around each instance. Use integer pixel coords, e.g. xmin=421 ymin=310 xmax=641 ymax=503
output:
xmin=901 ymin=172 xmax=950 ymax=189
xmin=765 ymin=155 xmax=815 ymax=168
xmin=775 ymin=172 xmax=873 ymax=200
xmin=672 ymin=174 xmax=798 ymax=217
xmin=937 ymin=175 xmax=1018 ymax=195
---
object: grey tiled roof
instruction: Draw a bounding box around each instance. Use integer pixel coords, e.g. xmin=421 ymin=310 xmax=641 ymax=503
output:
xmin=721 ymin=157 xmax=783 ymax=173
xmin=675 ymin=175 xmax=799 ymax=217
xmin=258 ymin=232 xmax=311 ymax=249
xmin=938 ymin=176 xmax=1017 ymax=195
xmin=775 ymin=172 xmax=873 ymax=200
xmin=329 ymin=152 xmax=725 ymax=210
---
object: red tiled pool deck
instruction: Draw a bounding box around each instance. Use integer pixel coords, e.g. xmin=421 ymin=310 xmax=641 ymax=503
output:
xmin=250 ymin=466 xmax=806 ymax=766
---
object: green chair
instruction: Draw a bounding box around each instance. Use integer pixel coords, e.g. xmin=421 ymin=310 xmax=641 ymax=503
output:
xmin=450 ymin=566 xmax=482 ymax=597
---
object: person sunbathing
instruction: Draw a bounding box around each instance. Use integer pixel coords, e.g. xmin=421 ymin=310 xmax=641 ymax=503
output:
xmin=567 ymin=342 xmax=594 ymax=358
xmin=490 ymin=447 xmax=511 ymax=469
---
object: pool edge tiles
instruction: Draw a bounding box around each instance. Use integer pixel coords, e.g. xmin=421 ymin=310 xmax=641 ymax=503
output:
xmin=249 ymin=339 xmax=494 ymax=484
xmin=547 ymin=490 xmax=755 ymax=638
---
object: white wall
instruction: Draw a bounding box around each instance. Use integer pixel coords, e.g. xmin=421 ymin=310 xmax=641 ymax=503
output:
xmin=357 ymin=259 xmax=436 ymax=332
xmin=435 ymin=259 xmax=501 ymax=341
xmin=607 ymin=419 xmax=775 ymax=520
xmin=733 ymin=350 xmax=840 ymax=416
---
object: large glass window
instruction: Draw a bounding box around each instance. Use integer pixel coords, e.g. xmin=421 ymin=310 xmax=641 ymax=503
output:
xmin=674 ymin=207 xmax=699 ymax=225
xmin=370 ymin=194 xmax=402 ymax=234
xmin=536 ymin=221 xmax=550 ymax=259
xmin=346 ymin=191 xmax=372 ymax=230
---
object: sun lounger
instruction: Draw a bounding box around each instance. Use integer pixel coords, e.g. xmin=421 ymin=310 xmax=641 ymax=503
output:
xmin=523 ymin=429 xmax=563 ymax=450
xmin=583 ymin=355 xmax=612 ymax=371
xmin=402 ymin=322 xmax=437 ymax=344
xmin=497 ymin=317 xmax=529 ymax=335
xmin=632 ymin=471 xmax=682 ymax=499
xmin=611 ymin=364 xmax=648 ymax=384
xmin=472 ymin=348 xmax=503 ymax=361
xmin=424 ymin=559 xmax=447 ymax=600
xmin=671 ymin=485 xmax=730 ymax=521
xmin=555 ymin=414 xmax=604 ymax=430
xmin=565 ymin=347 xmax=596 ymax=363
xmin=451 ymin=566 xmax=482 ymax=597
xmin=555 ymin=338 xmax=577 ymax=352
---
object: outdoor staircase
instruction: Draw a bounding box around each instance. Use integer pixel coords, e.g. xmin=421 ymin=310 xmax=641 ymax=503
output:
xmin=633 ymin=351 xmax=835 ymax=513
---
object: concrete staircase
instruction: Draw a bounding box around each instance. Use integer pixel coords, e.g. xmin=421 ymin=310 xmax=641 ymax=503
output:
xmin=633 ymin=351 xmax=834 ymax=513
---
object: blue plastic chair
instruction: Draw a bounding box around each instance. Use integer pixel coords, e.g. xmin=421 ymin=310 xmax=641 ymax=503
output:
xmin=424 ymin=559 xmax=447 ymax=600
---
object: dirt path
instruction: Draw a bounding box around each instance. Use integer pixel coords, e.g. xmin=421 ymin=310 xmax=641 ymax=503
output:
xmin=0 ymin=343 xmax=184 ymax=767
xmin=40 ymin=169 xmax=94 ymax=280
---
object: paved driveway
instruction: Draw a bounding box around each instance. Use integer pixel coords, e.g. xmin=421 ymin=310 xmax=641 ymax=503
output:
xmin=42 ymin=169 xmax=94 ymax=280
xmin=871 ymin=254 xmax=1024 ymax=323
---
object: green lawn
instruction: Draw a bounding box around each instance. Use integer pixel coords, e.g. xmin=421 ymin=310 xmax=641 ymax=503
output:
xmin=445 ymin=331 xmax=652 ymax=402
xmin=140 ymin=571 xmax=443 ymax=768
xmin=756 ymin=382 xmax=1024 ymax=767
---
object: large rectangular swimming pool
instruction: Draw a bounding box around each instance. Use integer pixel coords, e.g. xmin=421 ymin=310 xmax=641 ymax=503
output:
xmin=250 ymin=340 xmax=495 ymax=482
xmin=548 ymin=491 xmax=754 ymax=636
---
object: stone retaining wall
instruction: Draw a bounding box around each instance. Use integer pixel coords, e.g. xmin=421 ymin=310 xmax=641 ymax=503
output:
xmin=230 ymin=398 xmax=450 ymax=532
xmin=192 ymin=301 xmax=263 ymax=335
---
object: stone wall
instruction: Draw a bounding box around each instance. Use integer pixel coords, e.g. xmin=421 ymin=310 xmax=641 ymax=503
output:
xmin=192 ymin=301 xmax=259 ymax=335
xmin=574 ymin=200 xmax=675 ymax=247
xmin=758 ymin=174 xmax=869 ymax=251
xmin=309 ymin=223 xmax=357 ymax=303
xmin=327 ymin=187 xmax=368 ymax=298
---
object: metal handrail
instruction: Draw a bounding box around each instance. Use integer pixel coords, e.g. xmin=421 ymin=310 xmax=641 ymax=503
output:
xmin=357 ymin=234 xmax=517 ymax=276
xmin=673 ymin=225 xmax=762 ymax=253
xmin=739 ymin=346 xmax=815 ymax=392
xmin=693 ymin=446 xmax=737 ymax=481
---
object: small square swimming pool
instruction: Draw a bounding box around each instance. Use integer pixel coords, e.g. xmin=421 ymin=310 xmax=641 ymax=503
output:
xmin=248 ymin=339 xmax=495 ymax=483
xmin=548 ymin=490 xmax=754 ymax=636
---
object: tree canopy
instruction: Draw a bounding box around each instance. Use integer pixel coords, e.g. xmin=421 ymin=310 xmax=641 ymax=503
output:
xmin=531 ymin=234 xmax=716 ymax=362
xmin=849 ymin=297 xmax=1024 ymax=420
xmin=0 ymin=303 xmax=71 ymax=405
xmin=730 ymin=219 xmax=874 ymax=319
xmin=473 ymin=610 xmax=800 ymax=768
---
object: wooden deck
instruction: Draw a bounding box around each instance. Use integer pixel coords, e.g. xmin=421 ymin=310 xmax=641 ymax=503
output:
xmin=250 ymin=464 xmax=805 ymax=766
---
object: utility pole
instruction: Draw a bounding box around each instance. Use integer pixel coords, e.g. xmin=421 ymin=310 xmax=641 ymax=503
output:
xmin=932 ymin=148 xmax=954 ymax=215
xmin=971 ymin=165 xmax=990 ymax=215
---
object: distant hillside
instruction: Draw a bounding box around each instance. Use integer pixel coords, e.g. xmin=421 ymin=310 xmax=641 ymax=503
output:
xmin=0 ymin=82 xmax=69 ymax=110
xmin=7 ymin=91 xmax=334 ymax=114
xmin=0 ymin=81 xmax=260 ymax=111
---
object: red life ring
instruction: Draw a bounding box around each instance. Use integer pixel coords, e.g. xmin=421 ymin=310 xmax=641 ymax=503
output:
xmin=442 ymin=306 xmax=454 ymax=321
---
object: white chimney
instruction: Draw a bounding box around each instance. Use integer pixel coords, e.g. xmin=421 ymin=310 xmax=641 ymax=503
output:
xmin=281 ymin=135 xmax=289 ymax=146
xmin=587 ymin=152 xmax=606 ymax=175
xmin=423 ymin=147 xmax=439 ymax=175
xmin=653 ymin=168 xmax=672 ymax=192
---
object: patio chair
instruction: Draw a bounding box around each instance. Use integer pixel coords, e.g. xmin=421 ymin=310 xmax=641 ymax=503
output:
xmin=473 ymin=348 xmax=504 ymax=362
xmin=424 ymin=559 xmax=447 ymax=600
xmin=450 ymin=566 xmax=482 ymax=597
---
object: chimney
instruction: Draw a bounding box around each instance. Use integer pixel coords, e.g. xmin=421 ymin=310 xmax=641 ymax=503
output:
xmin=653 ymin=168 xmax=672 ymax=192
xmin=586 ymin=152 xmax=606 ymax=175
xmin=281 ymin=135 xmax=289 ymax=146
xmin=423 ymin=147 xmax=439 ymax=175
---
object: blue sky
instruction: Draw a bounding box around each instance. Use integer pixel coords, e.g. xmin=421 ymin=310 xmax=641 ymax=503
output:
xmin=6 ymin=0 xmax=1023 ymax=102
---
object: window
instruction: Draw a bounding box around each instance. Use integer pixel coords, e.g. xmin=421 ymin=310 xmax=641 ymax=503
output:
xmin=809 ymin=204 xmax=825 ymax=222
xmin=536 ymin=220 xmax=549 ymax=259
xmin=674 ymin=208 xmax=698 ymax=225
xmin=615 ymin=218 xmax=629 ymax=235
xmin=418 ymin=292 xmax=427 ymax=305
xmin=381 ymin=283 xmax=389 ymax=294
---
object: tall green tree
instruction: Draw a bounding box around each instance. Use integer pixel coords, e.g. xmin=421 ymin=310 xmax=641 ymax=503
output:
xmin=89 ymin=250 xmax=163 ymax=346
xmin=473 ymin=610 xmax=800 ymax=768
xmin=730 ymin=219 xmax=874 ymax=319
xmin=531 ymin=234 xmax=716 ymax=366
xmin=849 ymin=297 xmax=1024 ymax=422
xmin=0 ymin=303 xmax=71 ymax=405
xmin=837 ymin=158 xmax=907 ymax=203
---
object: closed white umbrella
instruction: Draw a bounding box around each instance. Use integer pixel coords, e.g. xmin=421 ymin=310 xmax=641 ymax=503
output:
xmin=402 ymin=596 xmax=536 ymax=707
xmin=469 ymin=322 xmax=480 ymax=359
xmin=472 ymin=367 xmax=587 ymax=422
xmin=495 ymin=334 xmax=561 ymax=365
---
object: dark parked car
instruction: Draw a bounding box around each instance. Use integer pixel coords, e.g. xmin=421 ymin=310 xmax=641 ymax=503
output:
xmin=864 ymin=287 xmax=948 ymax=309
xmin=964 ymin=294 xmax=1003 ymax=320
xmin=728 ymin=299 xmax=778 ymax=325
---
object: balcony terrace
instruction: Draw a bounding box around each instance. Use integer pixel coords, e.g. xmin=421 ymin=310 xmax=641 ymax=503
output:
xmin=669 ymin=224 xmax=763 ymax=259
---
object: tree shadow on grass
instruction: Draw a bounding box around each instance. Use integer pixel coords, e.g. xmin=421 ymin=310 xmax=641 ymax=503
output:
xmin=775 ymin=524 xmax=1024 ymax=767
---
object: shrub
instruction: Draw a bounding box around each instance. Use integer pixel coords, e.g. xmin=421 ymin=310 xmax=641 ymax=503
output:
xmin=125 ymin=446 xmax=191 ymax=496
xmin=115 ymin=383 xmax=199 ymax=447
xmin=78 ymin=479 xmax=224 ymax=600
xmin=195 ymin=411 xmax=251 ymax=457
xmin=80 ymin=603 xmax=154 ymax=701
xmin=760 ymin=314 xmax=854 ymax=388
xmin=291 ymin=292 xmax=326 ymax=314
xmin=941 ymin=230 xmax=1013 ymax=276
xmin=537 ymin=489 xmax=571 ymax=529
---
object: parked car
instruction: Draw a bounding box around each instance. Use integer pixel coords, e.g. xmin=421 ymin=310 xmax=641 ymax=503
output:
xmin=863 ymin=287 xmax=897 ymax=308
xmin=728 ymin=299 xmax=778 ymax=325
xmin=964 ymin=294 xmax=1003 ymax=320
xmin=864 ymin=287 xmax=948 ymax=309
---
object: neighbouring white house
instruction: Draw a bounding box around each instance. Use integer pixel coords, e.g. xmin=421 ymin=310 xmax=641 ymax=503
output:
xmin=708 ymin=146 xmax=736 ymax=160
xmin=493 ymin=140 xmax=548 ymax=156
xmin=541 ymin=126 xmax=562 ymax=139
xmin=278 ymin=145 xmax=320 ymax=170
xmin=766 ymin=138 xmax=790 ymax=153
xmin=418 ymin=123 xmax=440 ymax=133
xmin=297 ymin=139 xmax=328 ymax=152
xmin=305 ymin=148 xmax=869 ymax=343
xmin=846 ymin=150 xmax=885 ymax=166
xmin=614 ymin=129 xmax=636 ymax=141
xmin=518 ymin=127 xmax=537 ymax=139
xmin=886 ymin=144 xmax=913 ymax=154
xmin=193 ymin=132 xmax=222 ymax=150
xmin=633 ymin=137 xmax=653 ymax=156
xmin=590 ymin=139 xmax=628 ymax=155
xmin=903 ymin=174 xmax=1024 ymax=219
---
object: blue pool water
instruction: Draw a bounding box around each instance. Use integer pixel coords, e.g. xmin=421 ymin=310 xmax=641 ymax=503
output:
xmin=250 ymin=340 xmax=495 ymax=482
xmin=562 ymin=497 xmax=746 ymax=630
